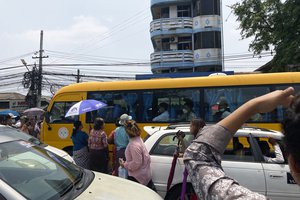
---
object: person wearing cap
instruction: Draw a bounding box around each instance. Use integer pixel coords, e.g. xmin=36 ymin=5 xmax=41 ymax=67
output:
xmin=119 ymin=120 xmax=156 ymax=191
xmin=114 ymin=113 xmax=131 ymax=175
xmin=2 ymin=113 xmax=16 ymax=126
xmin=213 ymin=98 xmax=231 ymax=122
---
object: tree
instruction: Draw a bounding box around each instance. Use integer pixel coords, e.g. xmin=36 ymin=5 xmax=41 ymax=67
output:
xmin=232 ymin=0 xmax=300 ymax=71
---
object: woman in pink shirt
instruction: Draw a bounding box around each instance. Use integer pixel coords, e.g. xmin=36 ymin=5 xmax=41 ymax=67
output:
xmin=119 ymin=120 xmax=156 ymax=191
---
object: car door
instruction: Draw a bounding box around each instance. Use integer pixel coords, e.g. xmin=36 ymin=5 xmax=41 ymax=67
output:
xmin=222 ymin=136 xmax=266 ymax=196
xmin=149 ymin=132 xmax=193 ymax=197
xmin=256 ymin=137 xmax=300 ymax=199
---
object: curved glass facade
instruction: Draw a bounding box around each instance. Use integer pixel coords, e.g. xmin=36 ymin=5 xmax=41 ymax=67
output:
xmin=150 ymin=0 xmax=223 ymax=73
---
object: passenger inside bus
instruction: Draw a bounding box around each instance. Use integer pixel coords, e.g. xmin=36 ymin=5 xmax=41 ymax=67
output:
xmin=179 ymin=100 xmax=196 ymax=121
xmin=213 ymin=98 xmax=231 ymax=122
xmin=152 ymin=102 xmax=169 ymax=122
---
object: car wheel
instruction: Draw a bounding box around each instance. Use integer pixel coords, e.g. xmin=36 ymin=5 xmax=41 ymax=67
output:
xmin=166 ymin=184 xmax=199 ymax=200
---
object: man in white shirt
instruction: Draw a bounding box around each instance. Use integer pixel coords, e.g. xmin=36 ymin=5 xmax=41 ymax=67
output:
xmin=259 ymin=138 xmax=284 ymax=163
xmin=153 ymin=102 xmax=169 ymax=122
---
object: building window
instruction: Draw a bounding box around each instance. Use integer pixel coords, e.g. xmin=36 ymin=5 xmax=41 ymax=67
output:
xmin=0 ymin=102 xmax=9 ymax=109
xmin=194 ymin=31 xmax=221 ymax=49
xmin=177 ymin=5 xmax=191 ymax=17
xmin=162 ymin=38 xmax=170 ymax=51
xmin=193 ymin=0 xmax=220 ymax=16
xmin=178 ymin=36 xmax=192 ymax=50
xmin=161 ymin=7 xmax=170 ymax=18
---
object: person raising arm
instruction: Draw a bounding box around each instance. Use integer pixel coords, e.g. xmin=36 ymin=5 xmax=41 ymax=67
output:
xmin=183 ymin=87 xmax=295 ymax=200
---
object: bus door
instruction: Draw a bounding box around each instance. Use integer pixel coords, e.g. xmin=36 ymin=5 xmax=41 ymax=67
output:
xmin=42 ymin=93 xmax=86 ymax=153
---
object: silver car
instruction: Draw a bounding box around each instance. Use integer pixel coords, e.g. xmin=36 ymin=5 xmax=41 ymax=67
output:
xmin=144 ymin=125 xmax=300 ymax=200
xmin=0 ymin=125 xmax=74 ymax=163
xmin=0 ymin=135 xmax=162 ymax=200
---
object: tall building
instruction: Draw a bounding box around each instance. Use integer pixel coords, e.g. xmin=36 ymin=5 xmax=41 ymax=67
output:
xmin=150 ymin=0 xmax=222 ymax=73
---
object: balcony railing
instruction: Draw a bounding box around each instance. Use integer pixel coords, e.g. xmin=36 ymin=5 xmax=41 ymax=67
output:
xmin=150 ymin=17 xmax=193 ymax=32
xmin=151 ymin=50 xmax=194 ymax=64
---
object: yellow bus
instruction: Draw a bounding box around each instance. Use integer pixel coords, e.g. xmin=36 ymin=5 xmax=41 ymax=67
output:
xmin=41 ymin=72 xmax=300 ymax=154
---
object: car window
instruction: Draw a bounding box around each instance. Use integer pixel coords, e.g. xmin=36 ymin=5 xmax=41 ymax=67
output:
xmin=223 ymin=136 xmax=255 ymax=162
xmin=256 ymin=137 xmax=286 ymax=164
xmin=151 ymin=132 xmax=194 ymax=156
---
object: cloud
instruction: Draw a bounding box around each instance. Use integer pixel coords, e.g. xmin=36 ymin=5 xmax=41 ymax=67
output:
xmin=2 ymin=15 xmax=110 ymax=52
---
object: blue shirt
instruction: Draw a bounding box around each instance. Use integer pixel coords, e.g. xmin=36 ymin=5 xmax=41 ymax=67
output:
xmin=114 ymin=126 xmax=129 ymax=151
xmin=71 ymin=130 xmax=89 ymax=151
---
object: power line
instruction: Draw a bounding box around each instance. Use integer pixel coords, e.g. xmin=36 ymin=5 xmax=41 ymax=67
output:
xmin=0 ymin=52 xmax=35 ymax=64
xmin=0 ymin=65 xmax=28 ymax=71
xmin=43 ymin=71 xmax=134 ymax=79
xmin=46 ymin=50 xmax=149 ymax=62
xmin=49 ymin=8 xmax=150 ymax=64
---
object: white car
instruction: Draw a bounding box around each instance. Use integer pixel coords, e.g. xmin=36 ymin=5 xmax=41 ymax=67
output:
xmin=144 ymin=124 xmax=300 ymax=200
xmin=0 ymin=135 xmax=163 ymax=200
xmin=0 ymin=125 xmax=74 ymax=163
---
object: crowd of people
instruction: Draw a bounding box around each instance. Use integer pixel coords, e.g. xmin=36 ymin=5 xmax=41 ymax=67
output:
xmin=4 ymin=86 xmax=300 ymax=199
xmin=70 ymin=113 xmax=157 ymax=191
xmin=70 ymin=86 xmax=300 ymax=198
xmin=0 ymin=113 xmax=43 ymax=139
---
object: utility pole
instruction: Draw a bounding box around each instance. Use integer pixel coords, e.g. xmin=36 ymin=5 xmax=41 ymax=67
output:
xmin=33 ymin=30 xmax=48 ymax=107
xmin=77 ymin=69 xmax=80 ymax=83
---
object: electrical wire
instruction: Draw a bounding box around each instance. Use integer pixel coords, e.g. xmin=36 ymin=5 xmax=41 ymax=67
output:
xmin=0 ymin=52 xmax=35 ymax=64
xmin=49 ymin=8 xmax=151 ymax=64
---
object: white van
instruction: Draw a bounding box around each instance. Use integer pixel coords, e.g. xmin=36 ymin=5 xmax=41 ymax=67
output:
xmin=0 ymin=135 xmax=162 ymax=200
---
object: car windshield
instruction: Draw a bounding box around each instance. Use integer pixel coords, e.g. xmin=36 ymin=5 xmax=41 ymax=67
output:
xmin=0 ymin=126 xmax=44 ymax=146
xmin=0 ymin=140 xmax=82 ymax=200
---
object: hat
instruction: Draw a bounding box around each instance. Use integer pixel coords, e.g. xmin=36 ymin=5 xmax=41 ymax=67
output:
xmin=119 ymin=114 xmax=132 ymax=125
xmin=218 ymin=98 xmax=228 ymax=106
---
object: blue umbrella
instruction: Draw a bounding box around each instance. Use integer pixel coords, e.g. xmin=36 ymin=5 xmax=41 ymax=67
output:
xmin=65 ymin=99 xmax=107 ymax=117
xmin=0 ymin=109 xmax=20 ymax=117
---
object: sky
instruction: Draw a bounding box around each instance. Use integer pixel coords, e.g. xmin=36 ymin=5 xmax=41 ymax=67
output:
xmin=0 ymin=0 xmax=273 ymax=96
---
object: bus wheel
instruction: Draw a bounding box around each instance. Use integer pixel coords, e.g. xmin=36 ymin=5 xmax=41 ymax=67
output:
xmin=166 ymin=183 xmax=199 ymax=200
xmin=63 ymin=146 xmax=73 ymax=156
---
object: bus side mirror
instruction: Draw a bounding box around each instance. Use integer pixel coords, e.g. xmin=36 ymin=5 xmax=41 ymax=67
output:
xmin=45 ymin=111 xmax=50 ymax=123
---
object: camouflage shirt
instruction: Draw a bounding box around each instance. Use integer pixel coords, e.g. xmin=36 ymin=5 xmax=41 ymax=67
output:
xmin=183 ymin=125 xmax=268 ymax=200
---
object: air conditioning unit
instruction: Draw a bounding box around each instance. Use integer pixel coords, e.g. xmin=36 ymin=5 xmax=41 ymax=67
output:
xmin=170 ymin=37 xmax=178 ymax=43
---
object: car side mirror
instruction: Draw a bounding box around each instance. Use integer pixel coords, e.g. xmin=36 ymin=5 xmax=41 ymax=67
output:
xmin=45 ymin=111 xmax=50 ymax=123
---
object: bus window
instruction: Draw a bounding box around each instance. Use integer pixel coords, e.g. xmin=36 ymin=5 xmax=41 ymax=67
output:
xmin=204 ymin=86 xmax=270 ymax=122
xmin=275 ymin=84 xmax=300 ymax=121
xmin=237 ymin=86 xmax=271 ymax=122
xmin=141 ymin=91 xmax=154 ymax=122
xmin=49 ymin=102 xmax=78 ymax=124
xmin=87 ymin=92 xmax=138 ymax=123
xmin=149 ymin=88 xmax=201 ymax=122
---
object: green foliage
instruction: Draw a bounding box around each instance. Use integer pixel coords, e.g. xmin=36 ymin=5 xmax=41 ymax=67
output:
xmin=232 ymin=0 xmax=300 ymax=71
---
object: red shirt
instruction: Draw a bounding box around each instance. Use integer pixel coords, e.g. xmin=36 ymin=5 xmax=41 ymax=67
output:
xmin=88 ymin=129 xmax=107 ymax=150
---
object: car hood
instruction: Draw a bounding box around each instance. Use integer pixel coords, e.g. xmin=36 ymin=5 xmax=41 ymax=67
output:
xmin=76 ymin=172 xmax=162 ymax=200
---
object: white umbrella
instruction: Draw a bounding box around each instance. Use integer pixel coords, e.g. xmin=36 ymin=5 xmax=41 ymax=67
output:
xmin=23 ymin=107 xmax=45 ymax=117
